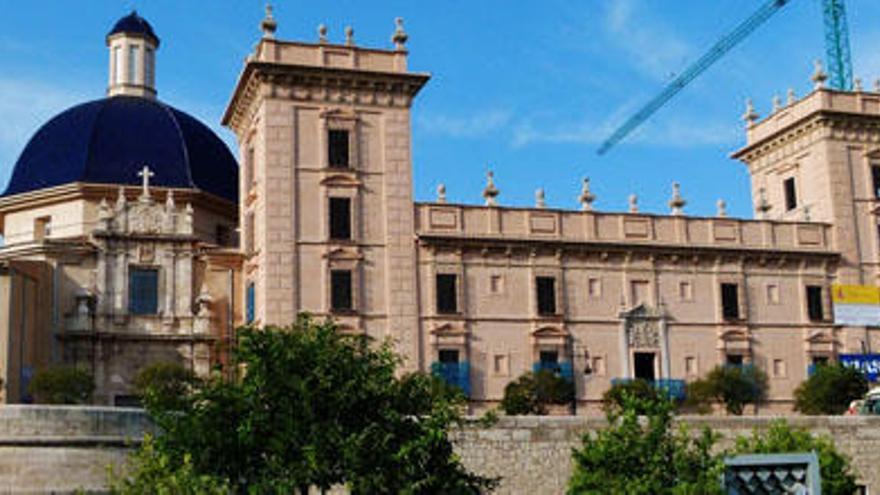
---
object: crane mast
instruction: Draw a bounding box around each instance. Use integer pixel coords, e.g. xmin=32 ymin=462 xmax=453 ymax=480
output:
xmin=823 ymin=0 xmax=853 ymax=90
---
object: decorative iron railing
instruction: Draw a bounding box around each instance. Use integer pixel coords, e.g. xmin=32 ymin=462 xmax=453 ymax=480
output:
xmin=430 ymin=361 xmax=471 ymax=397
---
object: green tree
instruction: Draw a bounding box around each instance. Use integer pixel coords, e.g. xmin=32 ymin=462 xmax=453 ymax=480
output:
xmin=686 ymin=365 xmax=768 ymax=415
xmin=734 ymin=420 xmax=860 ymax=495
xmin=602 ymin=379 xmax=663 ymax=416
xmin=117 ymin=316 xmax=496 ymax=494
xmin=133 ymin=362 xmax=200 ymax=410
xmin=29 ymin=365 xmax=94 ymax=404
xmin=794 ymin=363 xmax=868 ymax=415
xmin=500 ymin=369 xmax=574 ymax=415
xmin=568 ymin=393 xmax=724 ymax=494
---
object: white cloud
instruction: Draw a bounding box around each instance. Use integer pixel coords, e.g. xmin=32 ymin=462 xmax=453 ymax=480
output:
xmin=603 ymin=0 xmax=693 ymax=82
xmin=416 ymin=109 xmax=512 ymax=138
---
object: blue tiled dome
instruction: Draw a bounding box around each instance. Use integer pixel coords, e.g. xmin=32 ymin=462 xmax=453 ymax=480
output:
xmin=3 ymin=96 xmax=238 ymax=202
xmin=107 ymin=11 xmax=159 ymax=46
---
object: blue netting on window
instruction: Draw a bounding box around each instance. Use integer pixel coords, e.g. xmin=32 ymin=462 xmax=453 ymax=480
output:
xmin=431 ymin=361 xmax=471 ymax=397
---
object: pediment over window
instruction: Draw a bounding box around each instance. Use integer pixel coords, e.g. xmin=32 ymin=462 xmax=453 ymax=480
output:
xmin=320 ymin=107 xmax=358 ymax=121
xmin=805 ymin=330 xmax=837 ymax=353
xmin=531 ymin=326 xmax=569 ymax=346
xmin=430 ymin=323 xmax=468 ymax=346
xmin=320 ymin=174 xmax=362 ymax=189
xmin=620 ymin=303 xmax=664 ymax=319
xmin=323 ymin=247 xmax=363 ymax=261
xmin=718 ymin=328 xmax=751 ymax=352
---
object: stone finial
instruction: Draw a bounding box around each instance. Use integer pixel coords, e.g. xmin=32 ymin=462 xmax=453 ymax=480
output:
xmin=786 ymin=88 xmax=796 ymax=105
xmin=756 ymin=186 xmax=772 ymax=218
xmin=874 ymin=79 xmax=880 ymax=93
xmin=392 ymin=17 xmax=408 ymax=50
xmin=344 ymin=26 xmax=354 ymax=46
xmin=183 ymin=203 xmax=194 ymax=233
xmin=165 ymin=190 xmax=175 ymax=211
xmin=668 ymin=182 xmax=686 ymax=215
xmin=771 ymin=95 xmax=781 ymax=113
xmin=855 ymin=77 xmax=863 ymax=92
xmin=578 ymin=177 xmax=596 ymax=211
xmin=482 ymin=171 xmax=499 ymax=206
xmin=811 ymin=59 xmax=828 ymax=89
xmin=261 ymin=3 xmax=278 ymax=39
xmin=436 ymin=183 xmax=447 ymax=203
xmin=535 ymin=188 xmax=546 ymax=209
xmin=716 ymin=199 xmax=728 ymax=218
xmin=115 ymin=186 xmax=127 ymax=211
xmin=742 ymin=98 xmax=759 ymax=125
xmin=628 ymin=194 xmax=638 ymax=213
xmin=318 ymin=24 xmax=328 ymax=43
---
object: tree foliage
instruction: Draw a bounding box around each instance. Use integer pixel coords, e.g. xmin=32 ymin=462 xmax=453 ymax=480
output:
xmin=685 ymin=365 xmax=768 ymax=415
xmin=115 ymin=316 xmax=496 ymax=494
xmin=734 ymin=420 xmax=860 ymax=495
xmin=29 ymin=365 xmax=94 ymax=404
xmin=500 ymin=370 xmax=574 ymax=415
xmin=794 ymin=363 xmax=868 ymax=415
xmin=568 ymin=393 xmax=724 ymax=494
xmin=133 ymin=362 xmax=200 ymax=411
xmin=602 ymin=379 xmax=663 ymax=416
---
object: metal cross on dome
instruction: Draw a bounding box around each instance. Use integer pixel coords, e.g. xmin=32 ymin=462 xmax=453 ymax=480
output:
xmin=137 ymin=165 xmax=155 ymax=198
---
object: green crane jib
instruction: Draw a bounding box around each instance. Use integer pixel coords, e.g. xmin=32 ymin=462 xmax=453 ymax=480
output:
xmin=598 ymin=0 xmax=855 ymax=155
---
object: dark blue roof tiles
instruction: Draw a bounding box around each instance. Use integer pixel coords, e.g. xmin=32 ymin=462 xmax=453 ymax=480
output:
xmin=3 ymin=96 xmax=238 ymax=203
xmin=107 ymin=11 xmax=160 ymax=46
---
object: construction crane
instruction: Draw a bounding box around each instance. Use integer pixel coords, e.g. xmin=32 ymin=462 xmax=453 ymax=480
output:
xmin=597 ymin=0 xmax=854 ymax=155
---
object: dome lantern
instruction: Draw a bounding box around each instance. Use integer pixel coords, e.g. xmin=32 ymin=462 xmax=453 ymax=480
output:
xmin=106 ymin=11 xmax=159 ymax=99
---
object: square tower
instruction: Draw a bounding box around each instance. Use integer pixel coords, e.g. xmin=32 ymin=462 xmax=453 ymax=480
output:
xmin=223 ymin=17 xmax=429 ymax=366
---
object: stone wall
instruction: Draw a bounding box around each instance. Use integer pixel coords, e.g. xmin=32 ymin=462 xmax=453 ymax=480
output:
xmin=2 ymin=405 xmax=880 ymax=494
xmin=455 ymin=415 xmax=880 ymax=495
xmin=0 ymin=405 xmax=151 ymax=493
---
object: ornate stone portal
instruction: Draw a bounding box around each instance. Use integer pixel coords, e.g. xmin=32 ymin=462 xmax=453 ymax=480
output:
xmin=619 ymin=304 xmax=670 ymax=380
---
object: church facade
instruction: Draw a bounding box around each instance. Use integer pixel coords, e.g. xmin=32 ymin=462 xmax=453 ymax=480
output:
xmin=2 ymin=9 xmax=879 ymax=412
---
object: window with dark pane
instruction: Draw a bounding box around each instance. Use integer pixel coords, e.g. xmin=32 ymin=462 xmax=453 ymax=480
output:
xmin=439 ymin=349 xmax=460 ymax=364
xmin=328 ymin=129 xmax=350 ymax=168
xmin=540 ymin=350 xmax=559 ymax=366
xmin=246 ymin=282 xmax=255 ymax=323
xmin=536 ymin=276 xmax=556 ymax=315
xmin=331 ymin=270 xmax=353 ymax=311
xmin=784 ymin=177 xmax=797 ymax=211
xmin=806 ymin=285 xmax=824 ymax=321
xmin=129 ymin=268 xmax=158 ymax=315
xmin=329 ymin=197 xmax=351 ymax=240
xmin=726 ymin=354 xmax=744 ymax=366
xmin=872 ymin=165 xmax=880 ymax=198
xmin=436 ymin=273 xmax=458 ymax=314
xmin=721 ymin=283 xmax=740 ymax=320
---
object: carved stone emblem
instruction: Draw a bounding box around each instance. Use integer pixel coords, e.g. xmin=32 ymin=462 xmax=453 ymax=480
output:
xmin=627 ymin=319 xmax=659 ymax=349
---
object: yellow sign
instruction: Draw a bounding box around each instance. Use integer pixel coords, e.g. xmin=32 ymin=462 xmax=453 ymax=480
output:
xmin=832 ymin=285 xmax=880 ymax=305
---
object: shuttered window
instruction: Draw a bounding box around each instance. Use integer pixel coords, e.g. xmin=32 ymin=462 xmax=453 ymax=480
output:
xmin=129 ymin=268 xmax=158 ymax=315
xmin=246 ymin=283 xmax=255 ymax=323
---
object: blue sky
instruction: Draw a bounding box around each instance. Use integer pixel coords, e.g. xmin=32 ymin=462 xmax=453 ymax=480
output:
xmin=2 ymin=1 xmax=880 ymax=218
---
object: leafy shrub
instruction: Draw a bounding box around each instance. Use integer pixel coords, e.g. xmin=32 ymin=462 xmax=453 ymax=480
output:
xmin=734 ymin=420 xmax=859 ymax=495
xmin=686 ymin=365 xmax=768 ymax=415
xmin=134 ymin=362 xmax=199 ymax=411
xmin=568 ymin=392 xmax=724 ymax=494
xmin=602 ymin=379 xmax=663 ymax=415
xmin=501 ymin=369 xmax=574 ymax=415
xmin=794 ymin=363 xmax=868 ymax=415
xmin=29 ymin=365 xmax=93 ymax=404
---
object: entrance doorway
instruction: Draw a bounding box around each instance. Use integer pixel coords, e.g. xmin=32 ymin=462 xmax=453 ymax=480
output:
xmin=634 ymin=352 xmax=656 ymax=381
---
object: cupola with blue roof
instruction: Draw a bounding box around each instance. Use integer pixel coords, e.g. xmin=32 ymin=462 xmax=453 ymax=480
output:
xmin=1 ymin=12 xmax=239 ymax=203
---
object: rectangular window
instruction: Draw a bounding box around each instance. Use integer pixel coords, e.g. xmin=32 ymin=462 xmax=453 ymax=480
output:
xmin=591 ymin=356 xmax=606 ymax=376
xmin=330 ymin=270 xmax=353 ymax=311
xmin=435 ymin=274 xmax=458 ymax=314
xmin=685 ymin=356 xmax=697 ymax=376
xmin=128 ymin=45 xmax=138 ymax=82
xmin=873 ymin=165 xmax=880 ymax=199
xmin=246 ymin=282 xmax=255 ymax=323
xmin=766 ymin=284 xmax=780 ymax=304
xmin=784 ymin=177 xmax=797 ymax=211
xmin=721 ymin=283 xmax=740 ymax=320
xmin=806 ymin=285 xmax=824 ymax=321
xmin=631 ymin=280 xmax=649 ymax=306
xmin=493 ymin=354 xmax=509 ymax=375
xmin=328 ymin=129 xmax=350 ymax=168
xmin=773 ymin=359 xmax=786 ymax=378
xmin=129 ymin=267 xmax=159 ymax=315
xmin=539 ymin=350 xmax=559 ymax=366
xmin=536 ymin=276 xmax=556 ymax=315
xmin=489 ymin=275 xmax=504 ymax=294
xmin=588 ymin=277 xmax=602 ymax=298
xmin=439 ymin=349 xmax=460 ymax=364
xmin=113 ymin=46 xmax=123 ymax=83
xmin=726 ymin=354 xmax=744 ymax=366
xmin=145 ymin=47 xmax=154 ymax=87
xmin=679 ymin=281 xmax=693 ymax=301
xmin=34 ymin=216 xmax=51 ymax=241
xmin=329 ymin=197 xmax=352 ymax=240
